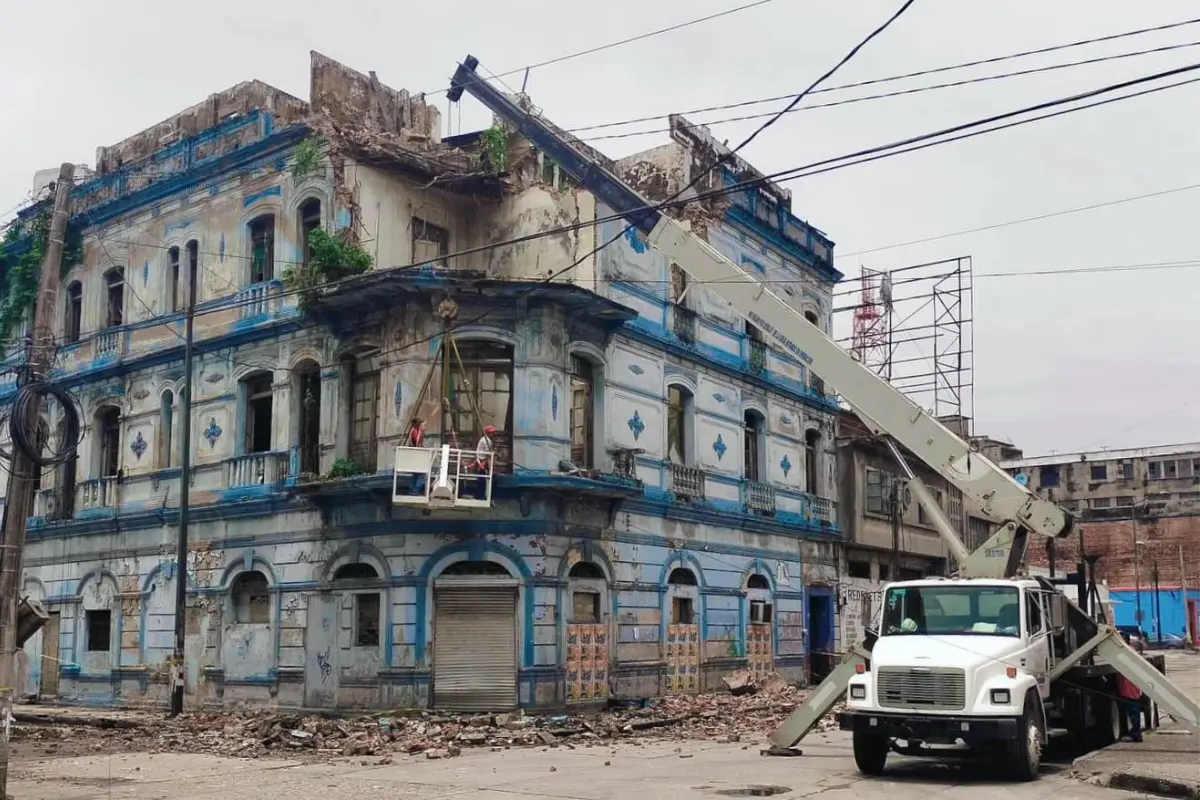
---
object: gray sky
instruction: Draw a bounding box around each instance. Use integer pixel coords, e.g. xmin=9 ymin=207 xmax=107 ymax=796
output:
xmin=3 ymin=0 xmax=1198 ymax=456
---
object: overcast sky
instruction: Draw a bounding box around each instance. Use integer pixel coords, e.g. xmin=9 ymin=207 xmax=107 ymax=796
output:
xmin=3 ymin=0 xmax=1198 ymax=457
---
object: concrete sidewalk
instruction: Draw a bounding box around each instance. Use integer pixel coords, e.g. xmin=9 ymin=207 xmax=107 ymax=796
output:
xmin=1074 ymin=727 xmax=1199 ymax=799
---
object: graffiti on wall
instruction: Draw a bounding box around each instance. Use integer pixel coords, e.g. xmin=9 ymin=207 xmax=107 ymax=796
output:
xmin=838 ymin=581 xmax=884 ymax=645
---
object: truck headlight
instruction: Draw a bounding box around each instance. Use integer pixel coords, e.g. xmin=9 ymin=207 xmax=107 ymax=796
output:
xmin=850 ymin=684 xmax=867 ymax=700
xmin=990 ymin=689 xmax=1011 ymax=705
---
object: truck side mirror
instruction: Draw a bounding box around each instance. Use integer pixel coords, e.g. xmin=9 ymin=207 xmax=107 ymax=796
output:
xmin=1048 ymin=594 xmax=1067 ymax=631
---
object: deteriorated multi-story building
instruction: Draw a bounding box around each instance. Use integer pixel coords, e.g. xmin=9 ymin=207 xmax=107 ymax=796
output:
xmin=0 ymin=54 xmax=845 ymax=711
xmin=1004 ymin=443 xmax=1200 ymax=642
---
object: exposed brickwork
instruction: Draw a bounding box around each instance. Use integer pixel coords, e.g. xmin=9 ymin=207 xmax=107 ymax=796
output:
xmin=1026 ymin=513 xmax=1200 ymax=590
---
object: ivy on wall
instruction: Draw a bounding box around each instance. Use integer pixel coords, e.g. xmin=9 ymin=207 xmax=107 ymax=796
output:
xmin=0 ymin=211 xmax=83 ymax=356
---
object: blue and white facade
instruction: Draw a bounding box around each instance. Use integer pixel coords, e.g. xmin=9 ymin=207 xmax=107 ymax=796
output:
xmin=1 ymin=56 xmax=843 ymax=711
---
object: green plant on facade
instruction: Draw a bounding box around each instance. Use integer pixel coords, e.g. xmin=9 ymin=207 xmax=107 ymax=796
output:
xmin=282 ymin=228 xmax=373 ymax=313
xmin=290 ymin=135 xmax=325 ymax=181
xmin=477 ymin=125 xmax=509 ymax=173
xmin=0 ymin=211 xmax=83 ymax=357
xmin=326 ymin=457 xmax=367 ymax=480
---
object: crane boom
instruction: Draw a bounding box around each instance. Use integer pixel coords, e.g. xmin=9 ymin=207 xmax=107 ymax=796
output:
xmin=448 ymin=56 xmax=1072 ymax=569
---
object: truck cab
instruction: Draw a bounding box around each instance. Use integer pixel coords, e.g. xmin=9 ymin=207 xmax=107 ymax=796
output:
xmin=842 ymin=578 xmax=1055 ymax=779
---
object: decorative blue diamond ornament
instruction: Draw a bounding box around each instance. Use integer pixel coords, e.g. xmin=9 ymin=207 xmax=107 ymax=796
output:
xmin=713 ymin=434 xmax=727 ymax=460
xmin=203 ymin=417 xmax=223 ymax=447
xmin=628 ymin=364 xmax=644 ymax=376
xmin=130 ymin=431 xmax=147 ymax=460
xmin=781 ymin=454 xmax=792 ymax=477
xmin=551 ymin=384 xmax=558 ymax=421
xmin=627 ymin=410 xmax=645 ymax=441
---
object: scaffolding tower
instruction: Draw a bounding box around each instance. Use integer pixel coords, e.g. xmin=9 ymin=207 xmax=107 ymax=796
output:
xmin=836 ymin=256 xmax=974 ymax=433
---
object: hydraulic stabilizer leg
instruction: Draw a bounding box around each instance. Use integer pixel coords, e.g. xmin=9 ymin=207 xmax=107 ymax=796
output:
xmin=769 ymin=644 xmax=870 ymax=751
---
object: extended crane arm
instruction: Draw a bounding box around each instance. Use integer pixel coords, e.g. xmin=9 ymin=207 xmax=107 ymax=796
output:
xmin=449 ymin=56 xmax=1072 ymax=560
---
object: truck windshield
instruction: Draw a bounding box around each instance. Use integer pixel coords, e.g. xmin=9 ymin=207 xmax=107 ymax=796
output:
xmin=881 ymin=585 xmax=1021 ymax=637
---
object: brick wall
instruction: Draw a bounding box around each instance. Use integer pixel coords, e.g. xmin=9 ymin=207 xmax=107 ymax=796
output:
xmin=1026 ymin=513 xmax=1200 ymax=590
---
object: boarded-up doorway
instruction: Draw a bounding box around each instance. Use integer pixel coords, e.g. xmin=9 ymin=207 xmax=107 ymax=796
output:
xmin=40 ymin=612 xmax=60 ymax=697
xmin=433 ymin=563 xmax=518 ymax=712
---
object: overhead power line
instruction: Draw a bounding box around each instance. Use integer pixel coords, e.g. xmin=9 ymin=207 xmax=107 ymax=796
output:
xmin=570 ymin=15 xmax=1200 ymax=133
xmin=580 ymin=38 xmax=1200 ymax=141
xmin=426 ymin=0 xmax=782 ymax=97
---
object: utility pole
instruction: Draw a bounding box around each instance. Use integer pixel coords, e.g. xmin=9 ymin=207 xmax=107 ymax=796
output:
xmin=169 ymin=244 xmax=198 ymax=716
xmin=1133 ymin=514 xmax=1143 ymax=630
xmin=889 ymin=478 xmax=900 ymax=578
xmin=1153 ymin=559 xmax=1162 ymax=645
xmin=0 ymin=163 xmax=74 ymax=798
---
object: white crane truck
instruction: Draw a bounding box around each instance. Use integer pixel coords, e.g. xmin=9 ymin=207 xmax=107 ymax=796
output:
xmin=447 ymin=56 xmax=1200 ymax=781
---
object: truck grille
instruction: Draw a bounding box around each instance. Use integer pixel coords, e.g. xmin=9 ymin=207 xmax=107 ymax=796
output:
xmin=876 ymin=667 xmax=966 ymax=711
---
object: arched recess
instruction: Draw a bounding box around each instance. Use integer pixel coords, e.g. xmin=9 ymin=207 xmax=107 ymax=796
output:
xmin=20 ymin=577 xmax=48 ymax=698
xmin=562 ymin=556 xmax=611 ymax=704
xmin=804 ymin=424 xmax=821 ymax=496
xmin=661 ymin=556 xmax=702 ymax=695
xmin=566 ymin=344 xmax=607 ymax=471
xmin=318 ymin=541 xmax=392 ymax=585
xmin=139 ymin=562 xmax=177 ymax=666
xmin=742 ymin=407 xmax=767 ymax=482
xmin=219 ymin=555 xmax=282 ymax=680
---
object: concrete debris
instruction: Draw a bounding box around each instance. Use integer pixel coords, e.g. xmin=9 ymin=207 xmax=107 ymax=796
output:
xmin=11 ymin=674 xmax=843 ymax=763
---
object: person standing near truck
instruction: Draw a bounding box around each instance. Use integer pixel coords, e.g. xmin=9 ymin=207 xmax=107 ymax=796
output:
xmin=1116 ymin=672 xmax=1144 ymax=743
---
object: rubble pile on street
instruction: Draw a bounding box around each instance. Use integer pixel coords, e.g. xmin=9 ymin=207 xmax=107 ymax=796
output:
xmin=14 ymin=671 xmax=845 ymax=762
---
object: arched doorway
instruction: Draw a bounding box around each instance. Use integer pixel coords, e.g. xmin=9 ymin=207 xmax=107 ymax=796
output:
xmin=565 ymin=560 xmax=608 ymax=704
xmin=433 ymin=560 xmax=518 ymax=711
xmin=665 ymin=566 xmax=700 ymax=694
xmin=745 ymin=573 xmax=774 ymax=680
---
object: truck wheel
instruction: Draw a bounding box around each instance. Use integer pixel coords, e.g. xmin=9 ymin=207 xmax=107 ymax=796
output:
xmin=1006 ymin=693 xmax=1044 ymax=782
xmin=1097 ymin=696 xmax=1121 ymax=746
xmin=852 ymin=731 xmax=889 ymax=775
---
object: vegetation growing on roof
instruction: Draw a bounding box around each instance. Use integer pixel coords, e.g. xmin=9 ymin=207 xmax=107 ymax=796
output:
xmin=290 ymin=135 xmax=326 ymax=182
xmin=476 ymin=125 xmax=509 ymax=173
xmin=282 ymin=228 xmax=373 ymax=313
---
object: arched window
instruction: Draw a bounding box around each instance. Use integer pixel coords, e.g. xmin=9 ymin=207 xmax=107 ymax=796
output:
xmin=667 ymin=566 xmax=697 ymax=624
xmin=292 ymin=359 xmax=321 ymax=476
xmin=159 ymin=391 xmax=174 ymax=468
xmin=805 ymin=428 xmax=820 ymax=495
xmin=231 ymin=570 xmax=270 ymax=624
xmin=446 ymin=340 xmax=513 ymax=473
xmin=96 ymin=406 xmax=121 ymax=478
xmin=667 ymin=567 xmax=697 ymax=586
xmin=185 ymin=240 xmax=199 ymax=309
xmin=333 ymin=563 xmax=380 ymax=647
xmin=343 ymin=349 xmax=381 ymax=472
xmin=167 ymin=247 xmax=181 ymax=313
xmin=242 ymin=372 xmax=274 ymax=454
xmin=747 ymin=574 xmax=770 ymax=590
xmin=65 ymin=281 xmax=82 ymax=343
xmin=569 ymin=356 xmax=594 ymax=469
xmin=743 ymin=409 xmax=766 ymax=481
xmin=299 ymin=198 xmax=321 ymax=266
xmin=667 ymin=385 xmax=694 ymax=464
xmin=248 ymin=214 xmax=275 ymax=283
xmin=568 ymin=561 xmax=605 ymax=624
xmin=104 ymin=268 xmax=124 ymax=328
xmin=804 ymin=311 xmax=824 ymax=394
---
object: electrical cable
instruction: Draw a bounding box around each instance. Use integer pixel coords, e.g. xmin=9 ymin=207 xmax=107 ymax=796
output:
xmin=570 ymin=17 xmax=1200 ymax=133
xmin=7 ymin=379 xmax=80 ymax=467
xmin=424 ymin=0 xmax=783 ymax=97
xmin=580 ymin=37 xmax=1200 ymax=142
xmin=44 ymin=56 xmax=1200 ymax=372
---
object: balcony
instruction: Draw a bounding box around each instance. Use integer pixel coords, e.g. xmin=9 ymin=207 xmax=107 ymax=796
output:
xmin=748 ymin=339 xmax=767 ymax=375
xmin=810 ymin=374 xmax=826 ymax=397
xmin=668 ymin=463 xmax=705 ymax=501
xmin=802 ymin=494 xmax=836 ymax=526
xmin=744 ymin=480 xmax=776 ymax=515
xmin=673 ymin=304 xmax=697 ymax=347
xmin=237 ymin=281 xmax=282 ymax=318
xmin=78 ymin=477 xmax=119 ymax=513
xmin=35 ymin=487 xmax=71 ymax=521
xmin=94 ymin=329 xmax=125 ymax=359
xmin=226 ymin=451 xmax=290 ymax=488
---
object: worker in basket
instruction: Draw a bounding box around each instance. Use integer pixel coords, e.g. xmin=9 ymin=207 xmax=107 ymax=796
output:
xmin=406 ymin=418 xmax=428 ymax=496
xmin=469 ymin=424 xmax=497 ymax=499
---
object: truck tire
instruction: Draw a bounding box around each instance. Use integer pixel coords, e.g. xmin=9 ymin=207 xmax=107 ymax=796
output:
xmin=1100 ymin=697 xmax=1121 ymax=746
xmin=1006 ymin=692 xmax=1045 ymax=782
xmin=852 ymin=731 xmax=889 ymax=775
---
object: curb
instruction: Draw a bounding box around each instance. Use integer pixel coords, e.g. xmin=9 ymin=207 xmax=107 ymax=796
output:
xmin=1106 ymin=770 xmax=1200 ymax=800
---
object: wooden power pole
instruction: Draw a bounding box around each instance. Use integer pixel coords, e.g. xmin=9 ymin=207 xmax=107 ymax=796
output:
xmin=0 ymin=163 xmax=75 ymax=798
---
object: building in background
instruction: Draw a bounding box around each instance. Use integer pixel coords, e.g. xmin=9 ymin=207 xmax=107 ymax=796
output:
xmin=0 ymin=55 xmax=843 ymax=710
xmin=1004 ymin=443 xmax=1200 ymax=644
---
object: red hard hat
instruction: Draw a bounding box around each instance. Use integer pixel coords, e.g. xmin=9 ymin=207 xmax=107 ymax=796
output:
xmin=484 ymin=425 xmax=497 ymax=434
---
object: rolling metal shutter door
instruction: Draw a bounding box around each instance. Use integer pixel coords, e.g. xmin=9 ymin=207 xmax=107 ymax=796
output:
xmin=433 ymin=586 xmax=517 ymax=711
